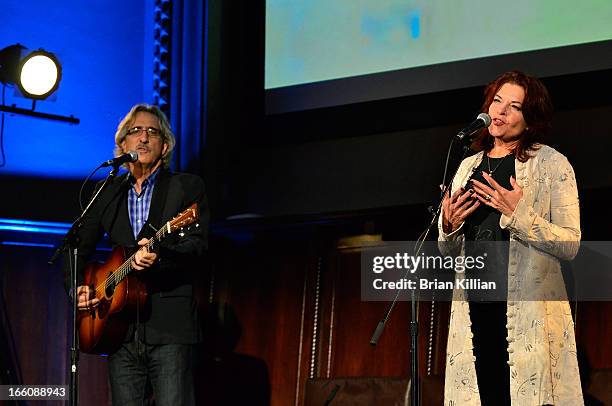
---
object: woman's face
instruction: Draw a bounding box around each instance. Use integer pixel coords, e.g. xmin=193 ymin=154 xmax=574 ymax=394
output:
xmin=487 ymin=82 xmax=528 ymax=143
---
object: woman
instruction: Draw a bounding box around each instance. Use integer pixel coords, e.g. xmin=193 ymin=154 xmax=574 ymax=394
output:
xmin=438 ymin=71 xmax=583 ymax=405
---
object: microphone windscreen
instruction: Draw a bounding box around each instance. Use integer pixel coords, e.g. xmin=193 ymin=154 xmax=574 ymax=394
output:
xmin=477 ymin=112 xmax=491 ymax=126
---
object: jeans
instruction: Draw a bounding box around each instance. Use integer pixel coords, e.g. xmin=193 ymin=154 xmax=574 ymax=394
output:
xmin=108 ymin=339 xmax=196 ymax=406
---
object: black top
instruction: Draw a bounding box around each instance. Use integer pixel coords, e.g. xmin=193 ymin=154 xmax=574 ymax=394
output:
xmin=462 ymin=154 xmax=515 ymax=403
xmin=464 ymin=154 xmax=515 ymax=301
xmin=464 ymin=154 xmax=515 ymax=242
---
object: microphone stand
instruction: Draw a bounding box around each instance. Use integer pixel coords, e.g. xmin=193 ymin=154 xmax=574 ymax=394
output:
xmin=48 ymin=165 xmax=121 ymax=406
xmin=369 ymin=136 xmax=472 ymax=406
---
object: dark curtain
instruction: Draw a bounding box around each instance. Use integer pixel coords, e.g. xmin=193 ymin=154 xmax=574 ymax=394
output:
xmin=169 ymin=0 xmax=208 ymax=174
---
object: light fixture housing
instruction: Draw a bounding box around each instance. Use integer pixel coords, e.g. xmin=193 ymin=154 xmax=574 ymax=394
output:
xmin=0 ymin=44 xmax=62 ymax=100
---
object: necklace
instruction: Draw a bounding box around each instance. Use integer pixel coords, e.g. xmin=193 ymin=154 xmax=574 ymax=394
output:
xmin=486 ymin=154 xmax=510 ymax=175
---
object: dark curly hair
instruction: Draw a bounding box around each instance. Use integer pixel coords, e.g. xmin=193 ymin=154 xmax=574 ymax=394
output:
xmin=472 ymin=71 xmax=553 ymax=162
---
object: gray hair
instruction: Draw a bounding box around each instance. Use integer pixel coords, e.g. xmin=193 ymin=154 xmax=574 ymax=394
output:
xmin=114 ymin=104 xmax=175 ymax=168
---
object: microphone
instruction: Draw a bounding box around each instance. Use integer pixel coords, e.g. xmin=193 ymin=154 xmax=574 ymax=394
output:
xmin=101 ymin=151 xmax=138 ymax=167
xmin=455 ymin=113 xmax=491 ymax=141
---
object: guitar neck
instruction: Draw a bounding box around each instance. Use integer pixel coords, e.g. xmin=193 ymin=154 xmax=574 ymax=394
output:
xmin=110 ymin=224 xmax=169 ymax=285
xmin=99 ymin=202 xmax=198 ymax=293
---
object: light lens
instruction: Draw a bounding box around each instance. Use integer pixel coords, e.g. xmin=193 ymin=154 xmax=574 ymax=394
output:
xmin=19 ymin=54 xmax=59 ymax=96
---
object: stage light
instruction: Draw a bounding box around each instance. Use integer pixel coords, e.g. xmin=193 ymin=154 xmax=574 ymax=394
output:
xmin=0 ymin=44 xmax=62 ymax=100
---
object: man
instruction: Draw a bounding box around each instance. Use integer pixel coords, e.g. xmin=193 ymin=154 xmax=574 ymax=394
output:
xmin=64 ymin=104 xmax=209 ymax=405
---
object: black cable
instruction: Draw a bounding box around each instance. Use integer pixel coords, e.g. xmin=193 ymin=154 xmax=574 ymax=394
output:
xmin=441 ymin=138 xmax=457 ymax=196
xmin=0 ymin=274 xmax=24 ymax=387
xmin=0 ymin=84 xmax=6 ymax=167
xmin=78 ymin=165 xmax=104 ymax=211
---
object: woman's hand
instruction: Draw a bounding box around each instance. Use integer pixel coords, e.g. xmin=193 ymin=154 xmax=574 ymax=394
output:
xmin=471 ymin=172 xmax=523 ymax=217
xmin=442 ymin=187 xmax=480 ymax=233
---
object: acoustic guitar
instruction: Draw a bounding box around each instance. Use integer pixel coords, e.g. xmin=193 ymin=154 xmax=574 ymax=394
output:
xmin=78 ymin=203 xmax=199 ymax=354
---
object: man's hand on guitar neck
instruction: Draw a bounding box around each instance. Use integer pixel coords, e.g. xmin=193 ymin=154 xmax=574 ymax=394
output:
xmin=132 ymin=238 xmax=158 ymax=271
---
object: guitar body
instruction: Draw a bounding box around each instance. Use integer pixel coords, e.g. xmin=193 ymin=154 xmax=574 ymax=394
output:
xmin=78 ymin=246 xmax=148 ymax=355
xmin=76 ymin=202 xmax=199 ymax=355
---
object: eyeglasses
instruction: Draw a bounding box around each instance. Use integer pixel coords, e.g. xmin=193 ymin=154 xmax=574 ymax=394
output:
xmin=126 ymin=126 xmax=162 ymax=138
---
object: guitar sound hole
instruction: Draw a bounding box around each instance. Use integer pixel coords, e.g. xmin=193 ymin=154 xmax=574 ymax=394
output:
xmin=105 ymin=275 xmax=116 ymax=297
xmin=97 ymin=300 xmax=110 ymax=318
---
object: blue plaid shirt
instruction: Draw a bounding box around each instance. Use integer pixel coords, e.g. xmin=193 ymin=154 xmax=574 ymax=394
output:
xmin=127 ymin=168 xmax=160 ymax=240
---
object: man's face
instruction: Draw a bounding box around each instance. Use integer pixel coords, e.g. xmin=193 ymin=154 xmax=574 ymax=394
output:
xmin=121 ymin=111 xmax=168 ymax=169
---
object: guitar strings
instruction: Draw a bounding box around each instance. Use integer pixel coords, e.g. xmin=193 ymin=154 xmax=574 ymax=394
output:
xmin=95 ymin=227 xmax=163 ymax=296
xmin=93 ymin=226 xmax=166 ymax=297
xmin=88 ymin=204 xmax=196 ymax=299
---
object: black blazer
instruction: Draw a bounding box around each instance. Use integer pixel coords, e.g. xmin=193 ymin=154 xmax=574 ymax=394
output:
xmin=64 ymin=168 xmax=209 ymax=344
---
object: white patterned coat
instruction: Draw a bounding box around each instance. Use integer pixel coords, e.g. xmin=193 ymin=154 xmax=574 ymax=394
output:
xmin=438 ymin=145 xmax=583 ymax=406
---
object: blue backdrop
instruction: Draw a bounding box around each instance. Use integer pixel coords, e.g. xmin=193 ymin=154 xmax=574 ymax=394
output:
xmin=0 ymin=0 xmax=155 ymax=179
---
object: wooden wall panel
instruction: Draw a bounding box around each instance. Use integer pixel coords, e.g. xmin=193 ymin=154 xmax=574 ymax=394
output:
xmin=324 ymin=247 xmax=412 ymax=378
xmin=204 ymin=239 xmax=320 ymax=406
xmin=575 ymin=301 xmax=612 ymax=370
xmin=2 ymin=223 xmax=611 ymax=406
xmin=313 ymin=243 xmax=451 ymax=391
xmin=0 ymin=245 xmax=110 ymax=406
